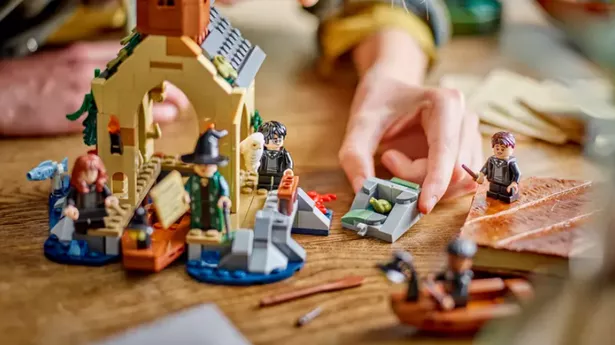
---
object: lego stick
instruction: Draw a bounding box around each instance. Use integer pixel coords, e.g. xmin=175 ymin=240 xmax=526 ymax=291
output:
xmin=222 ymin=201 xmax=231 ymax=240
xmin=461 ymin=164 xmax=479 ymax=181
xmin=259 ymin=276 xmax=365 ymax=307
xmin=423 ymin=279 xmax=455 ymax=311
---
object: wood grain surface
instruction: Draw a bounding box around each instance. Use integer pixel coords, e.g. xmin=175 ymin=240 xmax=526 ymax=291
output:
xmin=0 ymin=1 xmax=605 ymax=344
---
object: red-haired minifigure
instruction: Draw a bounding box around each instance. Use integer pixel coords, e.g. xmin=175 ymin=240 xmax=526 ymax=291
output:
xmin=63 ymin=154 xmax=118 ymax=234
xmin=476 ymin=132 xmax=521 ymax=203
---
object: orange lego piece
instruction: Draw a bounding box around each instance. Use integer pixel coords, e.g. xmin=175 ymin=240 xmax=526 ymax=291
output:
xmin=136 ymin=0 xmax=211 ymax=39
xmin=122 ymin=214 xmax=191 ymax=272
xmin=277 ymin=170 xmax=299 ymax=215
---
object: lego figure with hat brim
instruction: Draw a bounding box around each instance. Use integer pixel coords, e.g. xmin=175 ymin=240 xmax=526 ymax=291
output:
xmin=380 ymin=251 xmax=420 ymax=302
xmin=182 ymin=124 xmax=231 ymax=237
xmin=127 ymin=206 xmax=153 ymax=249
xmin=429 ymin=238 xmax=477 ymax=308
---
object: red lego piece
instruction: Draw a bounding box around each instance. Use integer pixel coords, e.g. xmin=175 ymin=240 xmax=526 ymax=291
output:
xmin=87 ymin=149 xmax=98 ymax=155
xmin=307 ymin=191 xmax=337 ymax=215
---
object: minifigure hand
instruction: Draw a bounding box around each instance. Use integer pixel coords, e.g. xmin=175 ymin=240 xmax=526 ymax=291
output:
xmin=476 ymin=173 xmax=485 ymax=185
xmin=184 ymin=192 xmax=191 ymax=205
xmin=441 ymin=295 xmax=455 ymax=311
xmin=507 ymin=182 xmax=519 ymax=194
xmin=338 ymin=31 xmax=483 ymax=214
xmin=0 ymin=42 xmax=189 ymax=136
xmin=218 ymin=196 xmax=231 ymax=209
xmin=64 ymin=205 xmax=79 ymax=220
xmin=105 ymin=196 xmax=119 ymax=208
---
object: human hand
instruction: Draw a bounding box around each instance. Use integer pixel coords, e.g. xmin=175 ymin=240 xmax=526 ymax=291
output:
xmin=217 ymin=196 xmax=231 ymax=209
xmin=63 ymin=205 xmax=79 ymax=220
xmin=339 ymin=65 xmax=482 ymax=214
xmin=0 ymin=42 xmax=189 ymax=137
xmin=506 ymin=181 xmax=518 ymax=194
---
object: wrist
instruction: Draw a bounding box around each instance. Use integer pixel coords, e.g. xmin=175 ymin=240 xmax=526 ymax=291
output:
xmin=353 ymin=28 xmax=428 ymax=85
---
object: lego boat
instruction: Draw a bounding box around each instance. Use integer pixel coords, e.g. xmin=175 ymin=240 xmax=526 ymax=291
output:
xmin=121 ymin=213 xmax=191 ymax=272
xmin=390 ymin=278 xmax=533 ymax=334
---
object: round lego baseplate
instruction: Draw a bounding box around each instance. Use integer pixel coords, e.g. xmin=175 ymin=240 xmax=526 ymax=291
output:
xmin=43 ymin=234 xmax=119 ymax=266
xmin=186 ymin=251 xmax=304 ymax=286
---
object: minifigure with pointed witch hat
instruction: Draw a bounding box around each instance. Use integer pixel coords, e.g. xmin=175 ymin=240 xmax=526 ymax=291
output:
xmin=181 ymin=124 xmax=232 ymax=238
xmin=379 ymin=251 xmax=420 ymax=302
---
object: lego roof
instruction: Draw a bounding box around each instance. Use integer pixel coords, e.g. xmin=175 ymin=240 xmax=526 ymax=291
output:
xmin=201 ymin=6 xmax=266 ymax=88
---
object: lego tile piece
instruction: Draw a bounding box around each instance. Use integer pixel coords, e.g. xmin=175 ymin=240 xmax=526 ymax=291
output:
xmin=105 ymin=236 xmax=120 ymax=256
xmin=94 ymin=304 xmax=251 ymax=345
xmin=390 ymin=177 xmax=420 ymax=191
xmin=234 ymin=46 xmax=266 ymax=88
xmin=219 ymin=229 xmax=253 ymax=271
xmin=341 ymin=209 xmax=385 ymax=226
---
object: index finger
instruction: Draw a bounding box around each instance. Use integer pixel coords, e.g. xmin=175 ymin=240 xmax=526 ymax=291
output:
xmin=419 ymin=89 xmax=464 ymax=214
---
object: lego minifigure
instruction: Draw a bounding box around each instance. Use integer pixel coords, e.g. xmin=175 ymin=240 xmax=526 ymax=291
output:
xmin=476 ymin=131 xmax=521 ymax=203
xmin=182 ymin=125 xmax=232 ymax=235
xmin=127 ymin=207 xmax=153 ymax=249
xmin=431 ymin=238 xmax=477 ymax=308
xmin=257 ymin=121 xmax=293 ymax=190
xmin=63 ymin=154 xmax=119 ymax=234
xmin=380 ymin=251 xmax=420 ymax=302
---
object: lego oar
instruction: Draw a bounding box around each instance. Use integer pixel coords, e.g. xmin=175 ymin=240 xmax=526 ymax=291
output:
xmin=259 ymin=275 xmax=365 ymax=307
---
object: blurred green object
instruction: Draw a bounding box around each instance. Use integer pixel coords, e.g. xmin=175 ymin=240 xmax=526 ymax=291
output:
xmin=445 ymin=0 xmax=503 ymax=35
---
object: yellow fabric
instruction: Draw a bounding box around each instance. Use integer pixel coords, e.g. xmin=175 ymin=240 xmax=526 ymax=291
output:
xmin=46 ymin=4 xmax=127 ymax=44
xmin=318 ymin=3 xmax=436 ymax=76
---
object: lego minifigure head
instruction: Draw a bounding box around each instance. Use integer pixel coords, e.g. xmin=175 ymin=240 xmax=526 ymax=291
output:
xmin=258 ymin=121 xmax=287 ymax=151
xmin=447 ymin=238 xmax=477 ymax=273
xmin=193 ymin=164 xmax=218 ymax=178
xmin=71 ymin=154 xmax=108 ymax=193
xmin=393 ymin=251 xmax=415 ymax=280
xmin=491 ymin=131 xmax=516 ymax=159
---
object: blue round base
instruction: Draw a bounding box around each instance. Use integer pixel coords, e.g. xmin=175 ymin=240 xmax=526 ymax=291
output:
xmin=43 ymin=234 xmax=119 ymax=266
xmin=186 ymin=251 xmax=304 ymax=286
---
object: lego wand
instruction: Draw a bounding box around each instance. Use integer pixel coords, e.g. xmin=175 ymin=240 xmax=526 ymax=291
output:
xmin=461 ymin=164 xmax=478 ymax=181
xmin=222 ymin=201 xmax=231 ymax=240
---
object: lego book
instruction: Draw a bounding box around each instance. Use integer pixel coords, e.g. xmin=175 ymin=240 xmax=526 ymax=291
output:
xmin=459 ymin=177 xmax=599 ymax=277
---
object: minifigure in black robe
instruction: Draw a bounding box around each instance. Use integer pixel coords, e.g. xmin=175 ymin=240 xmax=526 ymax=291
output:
xmin=257 ymin=121 xmax=293 ymax=190
xmin=433 ymin=238 xmax=477 ymax=308
xmin=477 ymin=131 xmax=521 ymax=203
xmin=379 ymin=251 xmax=420 ymax=302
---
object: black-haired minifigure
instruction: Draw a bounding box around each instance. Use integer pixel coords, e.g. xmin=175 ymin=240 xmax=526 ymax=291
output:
xmin=477 ymin=131 xmax=521 ymax=203
xmin=379 ymin=251 xmax=420 ymax=302
xmin=257 ymin=121 xmax=293 ymax=190
xmin=432 ymin=238 xmax=477 ymax=308
xmin=127 ymin=207 xmax=153 ymax=249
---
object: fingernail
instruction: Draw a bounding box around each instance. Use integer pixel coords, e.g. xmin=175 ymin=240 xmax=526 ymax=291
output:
xmin=425 ymin=196 xmax=438 ymax=213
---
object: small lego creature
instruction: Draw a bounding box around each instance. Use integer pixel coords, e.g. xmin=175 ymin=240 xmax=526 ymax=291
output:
xmin=430 ymin=238 xmax=477 ymax=308
xmin=380 ymin=251 xmax=420 ymax=302
xmin=369 ymin=197 xmax=392 ymax=214
xmin=212 ymin=55 xmax=238 ymax=80
xmin=127 ymin=207 xmax=153 ymax=249
xmin=257 ymin=121 xmax=293 ymax=190
xmin=239 ymin=132 xmax=265 ymax=173
xmin=63 ymin=154 xmax=119 ymax=234
xmin=182 ymin=125 xmax=232 ymax=235
xmin=467 ymin=131 xmax=521 ymax=203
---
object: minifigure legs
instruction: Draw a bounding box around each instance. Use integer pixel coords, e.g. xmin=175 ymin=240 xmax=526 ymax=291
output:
xmin=74 ymin=209 xmax=108 ymax=234
xmin=257 ymin=174 xmax=283 ymax=191
xmin=487 ymin=182 xmax=519 ymax=203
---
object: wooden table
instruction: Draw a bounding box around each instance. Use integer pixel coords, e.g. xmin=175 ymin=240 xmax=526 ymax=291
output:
xmin=0 ymin=1 xmax=604 ymax=344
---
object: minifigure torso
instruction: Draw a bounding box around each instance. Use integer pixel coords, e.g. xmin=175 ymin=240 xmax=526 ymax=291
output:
xmin=186 ymin=171 xmax=229 ymax=231
xmin=435 ymin=269 xmax=474 ymax=307
xmin=481 ymin=156 xmax=520 ymax=186
xmin=67 ymin=184 xmax=111 ymax=210
xmin=259 ymin=148 xmax=293 ymax=176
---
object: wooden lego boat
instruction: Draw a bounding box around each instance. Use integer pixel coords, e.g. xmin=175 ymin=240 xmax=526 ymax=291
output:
xmin=390 ymin=278 xmax=533 ymax=334
xmin=121 ymin=213 xmax=191 ymax=272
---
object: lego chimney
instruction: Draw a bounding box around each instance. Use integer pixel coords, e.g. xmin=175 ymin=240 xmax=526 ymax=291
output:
xmin=137 ymin=0 xmax=210 ymax=38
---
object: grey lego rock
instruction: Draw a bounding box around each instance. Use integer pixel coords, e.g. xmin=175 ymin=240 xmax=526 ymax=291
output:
xmin=73 ymin=232 xmax=105 ymax=253
xmin=271 ymin=201 xmax=306 ymax=262
xmin=297 ymin=188 xmax=316 ymax=211
xmin=248 ymin=210 xmax=288 ymax=274
xmin=51 ymin=217 xmax=74 ymax=241
xmin=342 ymin=177 xmax=422 ymax=243
xmin=219 ymin=229 xmax=253 ymax=271
xmin=290 ymin=188 xmax=332 ymax=235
